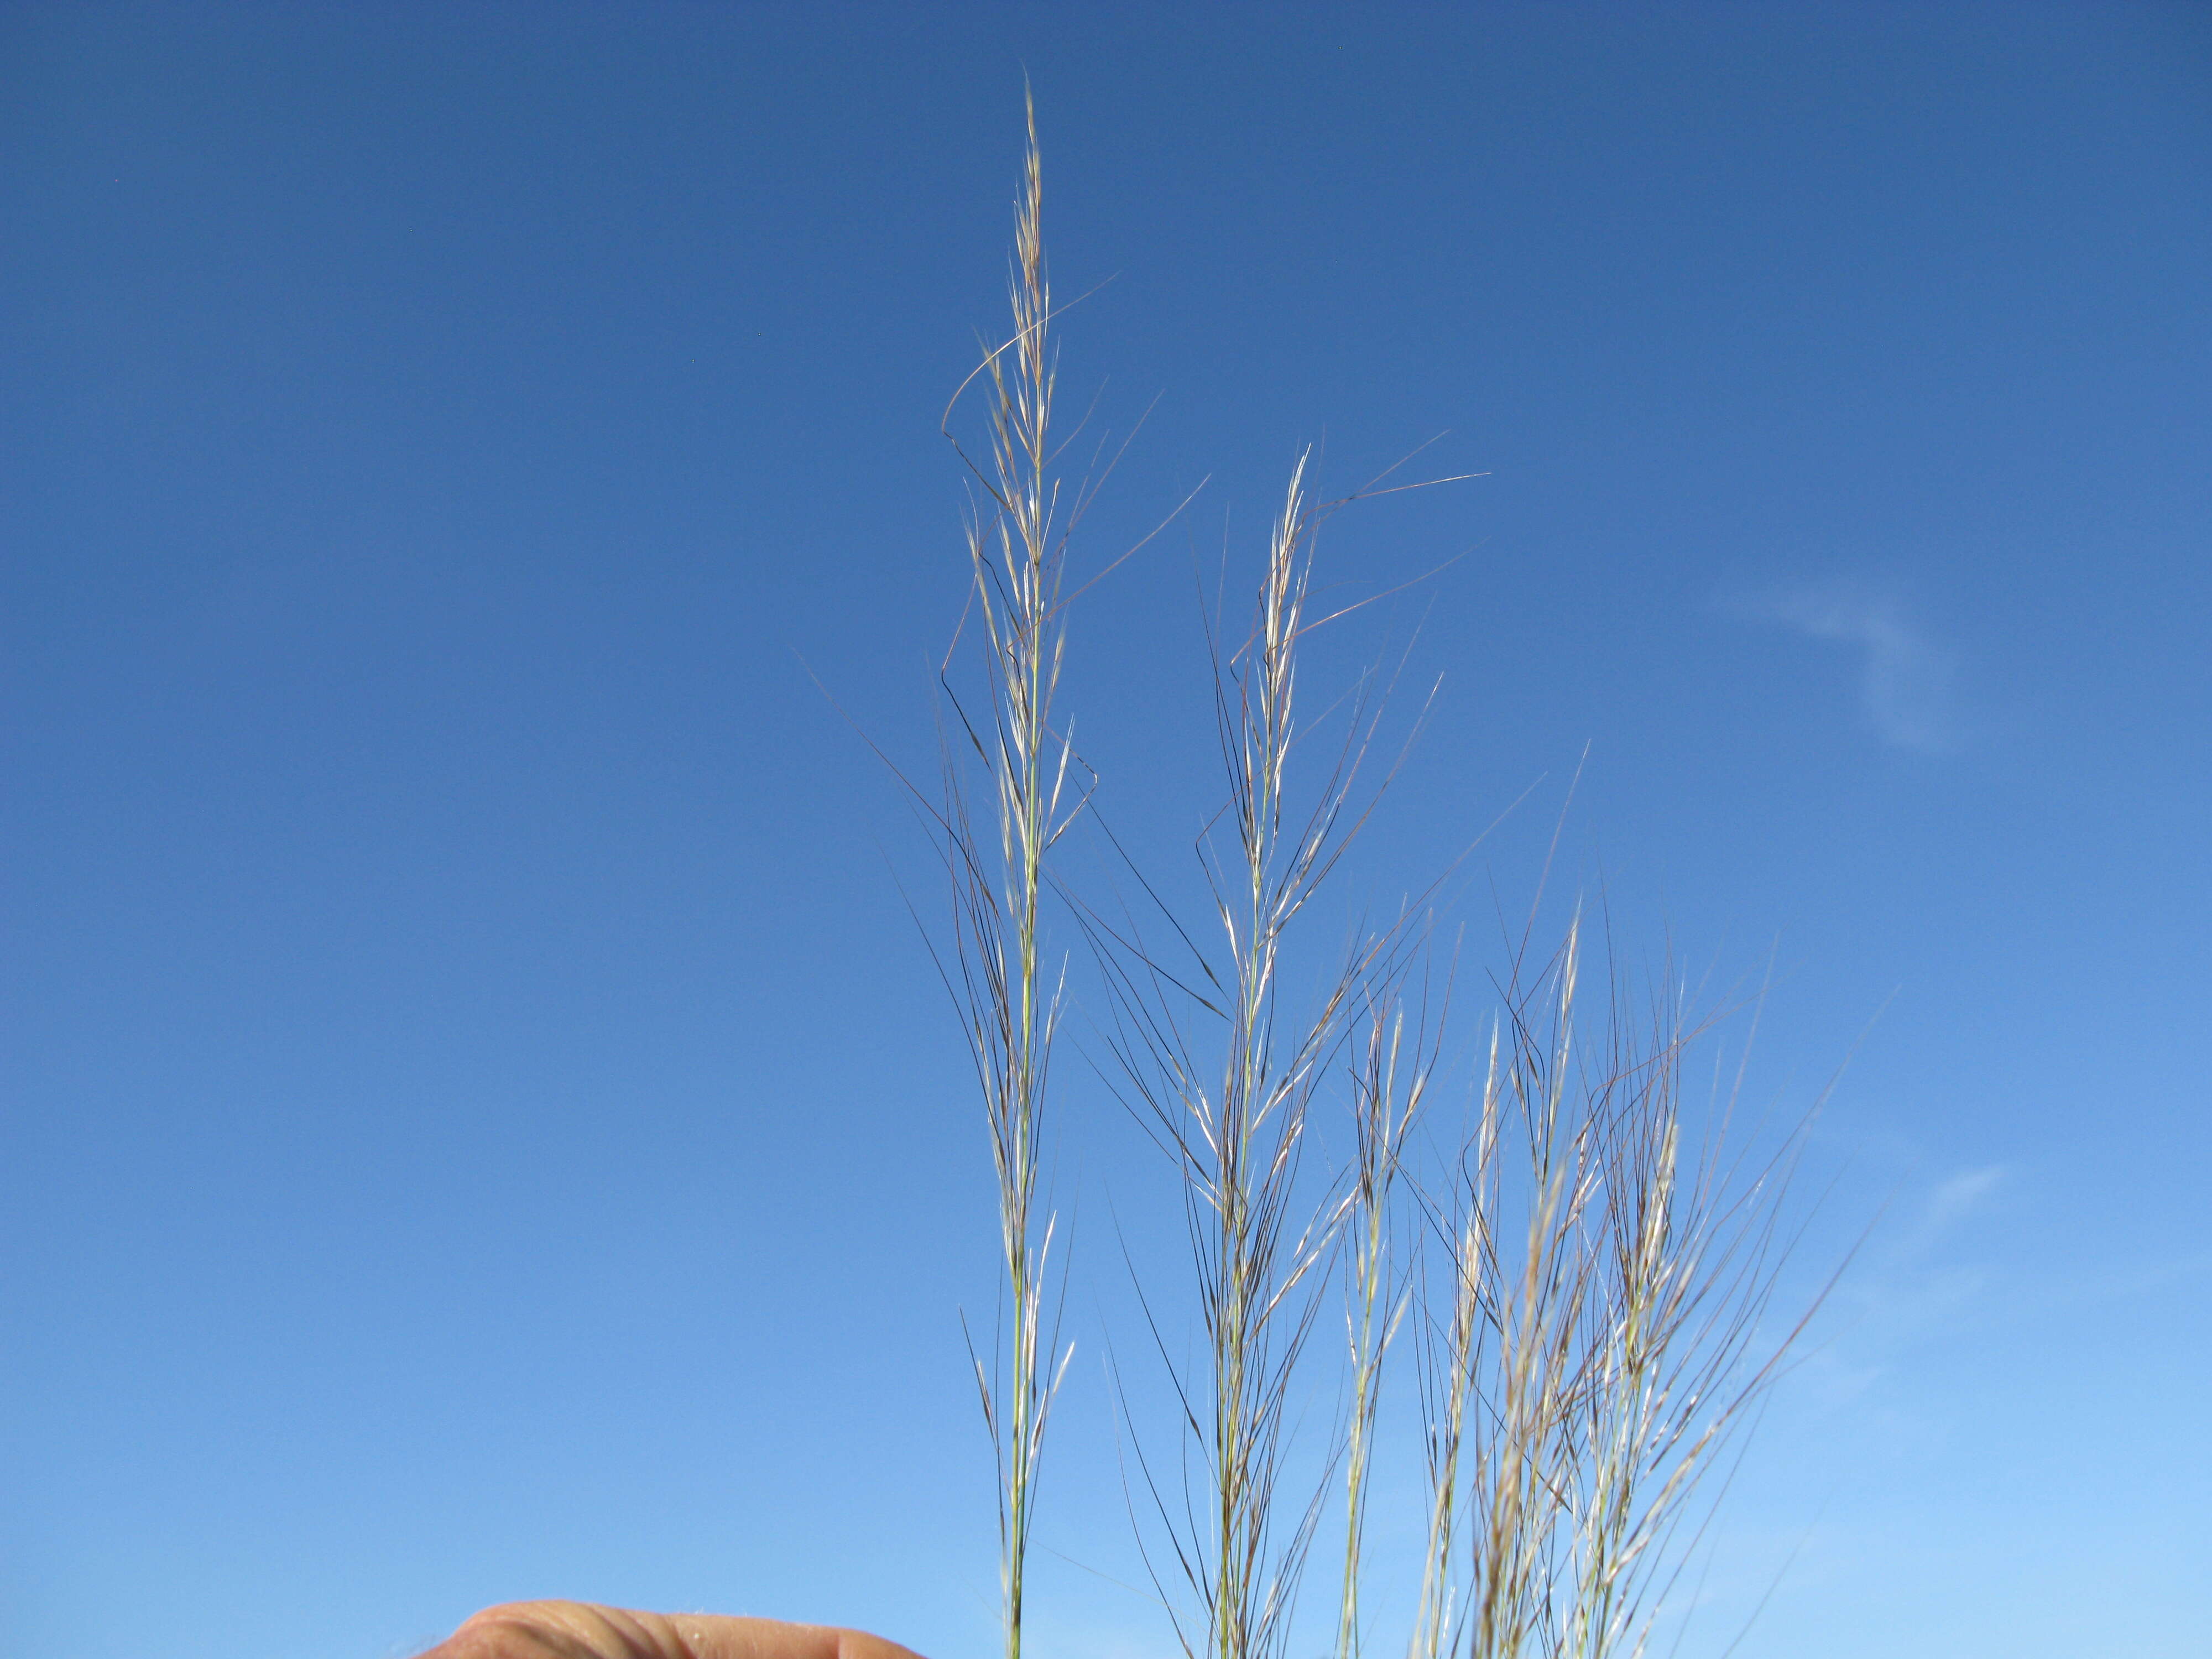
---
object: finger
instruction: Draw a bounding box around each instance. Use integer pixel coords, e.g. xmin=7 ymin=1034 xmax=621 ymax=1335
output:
xmin=424 ymin=1602 xmax=928 ymax=1659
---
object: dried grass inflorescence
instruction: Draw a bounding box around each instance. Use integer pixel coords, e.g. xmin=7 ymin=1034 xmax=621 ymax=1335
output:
xmin=915 ymin=100 xmax=1831 ymax=1659
xmin=933 ymin=88 xmax=1079 ymax=1659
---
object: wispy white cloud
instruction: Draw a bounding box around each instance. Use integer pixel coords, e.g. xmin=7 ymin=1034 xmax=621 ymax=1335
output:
xmin=1918 ymin=1163 xmax=2006 ymax=1238
xmin=1781 ymin=1162 xmax=2009 ymax=1417
xmin=1732 ymin=582 xmax=1964 ymax=753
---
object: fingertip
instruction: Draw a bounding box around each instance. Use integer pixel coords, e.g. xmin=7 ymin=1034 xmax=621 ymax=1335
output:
xmin=827 ymin=1629 xmax=932 ymax=1659
xmin=676 ymin=1615 xmax=928 ymax=1659
xmin=423 ymin=1605 xmax=928 ymax=1659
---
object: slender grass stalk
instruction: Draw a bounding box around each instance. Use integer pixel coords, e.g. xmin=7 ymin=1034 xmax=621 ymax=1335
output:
xmin=1463 ymin=916 xmax=1600 ymax=1659
xmin=1408 ymin=1019 xmax=1497 ymax=1659
xmin=1336 ymin=979 xmax=1438 ymax=1659
xmin=935 ymin=92 xmax=1080 ymax=1659
xmin=1194 ymin=458 xmax=1346 ymax=1659
xmin=1088 ymin=456 xmax=1427 ymax=1659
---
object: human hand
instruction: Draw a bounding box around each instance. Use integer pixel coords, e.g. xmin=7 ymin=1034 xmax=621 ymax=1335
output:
xmin=418 ymin=1601 xmax=928 ymax=1659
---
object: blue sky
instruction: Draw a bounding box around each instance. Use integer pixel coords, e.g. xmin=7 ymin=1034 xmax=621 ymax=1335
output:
xmin=3 ymin=4 xmax=2207 ymax=1657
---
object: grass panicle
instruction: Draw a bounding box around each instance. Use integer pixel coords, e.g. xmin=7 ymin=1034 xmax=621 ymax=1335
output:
xmin=934 ymin=91 xmax=1081 ymax=1659
xmin=1406 ymin=914 xmax=1821 ymax=1659
xmin=1084 ymin=457 xmax=1443 ymax=1659
xmin=1334 ymin=967 xmax=1443 ymax=1659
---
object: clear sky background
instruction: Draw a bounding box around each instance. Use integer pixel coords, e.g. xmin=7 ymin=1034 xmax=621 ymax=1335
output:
xmin=3 ymin=4 xmax=2208 ymax=1657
